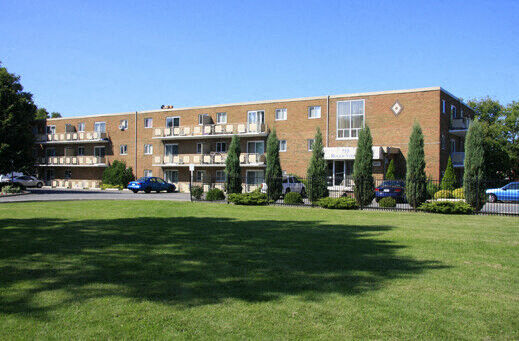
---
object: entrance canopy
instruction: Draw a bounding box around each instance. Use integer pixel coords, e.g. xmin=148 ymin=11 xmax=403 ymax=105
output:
xmin=324 ymin=146 xmax=386 ymax=160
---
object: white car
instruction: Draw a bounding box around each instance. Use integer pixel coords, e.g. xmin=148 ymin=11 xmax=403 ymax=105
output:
xmin=11 ymin=175 xmax=44 ymax=188
xmin=261 ymin=176 xmax=306 ymax=196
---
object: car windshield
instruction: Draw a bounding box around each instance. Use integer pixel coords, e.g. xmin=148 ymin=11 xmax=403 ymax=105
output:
xmin=136 ymin=177 xmax=148 ymax=182
xmin=381 ymin=181 xmax=404 ymax=187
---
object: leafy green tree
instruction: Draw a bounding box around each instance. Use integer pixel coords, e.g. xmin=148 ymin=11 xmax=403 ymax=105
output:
xmin=265 ymin=129 xmax=282 ymax=201
xmin=353 ymin=126 xmax=375 ymax=207
xmin=102 ymin=160 xmax=134 ymax=187
xmin=405 ymin=122 xmax=427 ymax=208
xmin=50 ymin=112 xmax=62 ymax=118
xmin=441 ymin=156 xmax=456 ymax=190
xmin=306 ymin=127 xmax=328 ymax=202
xmin=35 ymin=108 xmax=49 ymax=120
xmin=0 ymin=64 xmax=37 ymax=175
xmin=385 ymin=159 xmax=396 ymax=180
xmin=463 ymin=119 xmax=486 ymax=211
xmin=225 ymin=135 xmax=242 ymax=194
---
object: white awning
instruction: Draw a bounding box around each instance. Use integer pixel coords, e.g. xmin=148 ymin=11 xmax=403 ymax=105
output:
xmin=324 ymin=146 xmax=385 ymax=160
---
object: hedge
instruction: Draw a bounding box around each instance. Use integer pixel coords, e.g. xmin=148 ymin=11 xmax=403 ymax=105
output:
xmin=190 ymin=185 xmax=204 ymax=200
xmin=317 ymin=197 xmax=357 ymax=210
xmin=228 ymin=191 xmax=268 ymax=205
xmin=206 ymin=188 xmax=225 ymax=201
xmin=379 ymin=197 xmax=397 ymax=208
xmin=284 ymin=192 xmax=303 ymax=205
xmin=434 ymin=190 xmax=453 ymax=199
xmin=418 ymin=201 xmax=474 ymax=214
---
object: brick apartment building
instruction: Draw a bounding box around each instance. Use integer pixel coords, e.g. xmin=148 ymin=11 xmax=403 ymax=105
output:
xmin=33 ymin=87 xmax=473 ymax=192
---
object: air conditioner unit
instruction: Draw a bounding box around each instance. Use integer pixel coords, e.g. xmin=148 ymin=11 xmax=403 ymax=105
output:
xmin=119 ymin=124 xmax=126 ymax=130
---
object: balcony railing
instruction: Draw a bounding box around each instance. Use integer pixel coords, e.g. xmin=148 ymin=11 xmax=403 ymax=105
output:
xmin=153 ymin=153 xmax=266 ymax=166
xmin=37 ymin=156 xmax=107 ymax=166
xmin=50 ymin=179 xmax=101 ymax=189
xmin=153 ymin=123 xmax=267 ymax=139
xmin=37 ymin=131 xmax=109 ymax=143
xmin=451 ymin=152 xmax=465 ymax=167
xmin=450 ymin=117 xmax=471 ymax=130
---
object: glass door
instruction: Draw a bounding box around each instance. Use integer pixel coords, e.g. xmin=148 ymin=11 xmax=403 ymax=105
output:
xmin=247 ymin=111 xmax=265 ymax=125
xmin=164 ymin=144 xmax=178 ymax=156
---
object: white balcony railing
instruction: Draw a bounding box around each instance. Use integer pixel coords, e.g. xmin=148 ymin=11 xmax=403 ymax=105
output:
xmin=40 ymin=131 xmax=109 ymax=143
xmin=450 ymin=118 xmax=471 ymax=130
xmin=153 ymin=153 xmax=266 ymax=166
xmin=451 ymin=152 xmax=465 ymax=167
xmin=38 ymin=156 xmax=107 ymax=166
xmin=153 ymin=123 xmax=267 ymax=139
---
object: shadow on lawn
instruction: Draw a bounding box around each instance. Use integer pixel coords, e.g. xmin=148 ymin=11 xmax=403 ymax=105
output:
xmin=0 ymin=216 xmax=446 ymax=318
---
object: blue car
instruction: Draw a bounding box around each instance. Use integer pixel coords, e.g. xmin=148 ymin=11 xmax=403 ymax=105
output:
xmin=486 ymin=182 xmax=519 ymax=203
xmin=375 ymin=180 xmax=406 ymax=202
xmin=127 ymin=177 xmax=176 ymax=193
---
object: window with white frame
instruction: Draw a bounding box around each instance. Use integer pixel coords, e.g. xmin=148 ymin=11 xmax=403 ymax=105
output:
xmin=442 ymin=100 xmax=446 ymax=114
xmin=441 ymin=134 xmax=446 ymax=150
xmin=164 ymin=170 xmax=178 ymax=183
xmin=46 ymin=125 xmax=56 ymax=134
xmin=77 ymin=146 xmax=85 ymax=156
xmin=198 ymin=114 xmax=209 ymax=125
xmin=144 ymin=118 xmax=153 ymax=128
xmin=246 ymin=170 xmax=264 ymax=185
xmin=216 ymin=142 xmax=227 ymax=153
xmin=120 ymin=144 xmax=128 ymax=155
xmin=144 ymin=170 xmax=152 ymax=177
xmin=94 ymin=122 xmax=106 ymax=133
xmin=337 ymin=99 xmax=364 ymax=139
xmin=308 ymin=106 xmax=321 ymax=119
xmin=196 ymin=170 xmax=205 ymax=182
xmin=215 ymin=170 xmax=225 ymax=183
xmin=166 ymin=116 xmax=180 ymax=128
xmin=119 ymin=120 xmax=128 ymax=130
xmin=144 ymin=144 xmax=153 ymax=155
xmin=247 ymin=141 xmax=265 ymax=154
xmin=196 ymin=143 xmax=203 ymax=154
xmin=307 ymin=139 xmax=315 ymax=151
xmin=216 ymin=112 xmax=227 ymax=124
xmin=279 ymin=140 xmax=287 ymax=152
xmin=78 ymin=122 xmax=85 ymax=132
xmin=275 ymin=108 xmax=287 ymax=120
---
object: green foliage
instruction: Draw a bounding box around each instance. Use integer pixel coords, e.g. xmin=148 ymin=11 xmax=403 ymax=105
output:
xmin=0 ymin=64 xmax=37 ymax=175
xmin=101 ymin=184 xmax=123 ymax=190
xmin=452 ymin=188 xmax=465 ymax=199
xmin=35 ymin=107 xmax=49 ymax=120
xmin=353 ymin=126 xmax=375 ymax=207
xmin=378 ymin=197 xmax=397 ymax=208
xmin=265 ymin=129 xmax=282 ymax=201
xmin=385 ymin=159 xmax=396 ymax=180
xmin=225 ymin=135 xmax=242 ymax=194
xmin=463 ymin=119 xmax=486 ymax=211
xmin=50 ymin=112 xmax=61 ymax=118
xmin=190 ymin=185 xmax=204 ymax=200
xmin=405 ymin=122 xmax=427 ymax=208
xmin=206 ymin=188 xmax=225 ymax=201
xmin=306 ymin=128 xmax=328 ymax=202
xmin=284 ymin=192 xmax=303 ymax=205
xmin=102 ymin=160 xmax=135 ymax=187
xmin=441 ymin=156 xmax=456 ymax=190
xmin=1 ymin=184 xmax=22 ymax=194
xmin=434 ymin=190 xmax=453 ymax=199
xmin=317 ymin=197 xmax=358 ymax=210
xmin=418 ymin=201 xmax=474 ymax=215
xmin=228 ymin=191 xmax=268 ymax=205
xmin=426 ymin=178 xmax=439 ymax=199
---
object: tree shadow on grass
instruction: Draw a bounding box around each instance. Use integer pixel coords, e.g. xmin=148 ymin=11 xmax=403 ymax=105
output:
xmin=0 ymin=216 xmax=446 ymax=318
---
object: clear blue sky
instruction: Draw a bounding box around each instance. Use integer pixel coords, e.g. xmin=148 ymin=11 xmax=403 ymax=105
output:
xmin=1 ymin=0 xmax=518 ymax=117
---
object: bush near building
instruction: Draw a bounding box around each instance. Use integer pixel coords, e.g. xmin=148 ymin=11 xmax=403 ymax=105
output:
xmin=452 ymin=188 xmax=465 ymax=199
xmin=284 ymin=192 xmax=303 ymax=205
xmin=353 ymin=126 xmax=375 ymax=207
xmin=206 ymin=188 xmax=225 ymax=201
xmin=317 ymin=197 xmax=357 ymax=210
xmin=225 ymin=135 xmax=242 ymax=194
xmin=306 ymin=128 xmax=328 ymax=202
xmin=228 ymin=190 xmax=268 ymax=205
xmin=418 ymin=201 xmax=474 ymax=214
xmin=441 ymin=157 xmax=456 ymax=190
xmin=378 ymin=197 xmax=397 ymax=208
xmin=434 ymin=190 xmax=453 ymax=199
xmin=426 ymin=178 xmax=439 ymax=199
xmin=265 ymin=129 xmax=283 ymax=201
xmin=406 ymin=123 xmax=428 ymax=208
xmin=385 ymin=160 xmax=396 ymax=180
xmin=464 ymin=119 xmax=486 ymax=211
xmin=102 ymin=160 xmax=134 ymax=188
xmin=190 ymin=185 xmax=204 ymax=200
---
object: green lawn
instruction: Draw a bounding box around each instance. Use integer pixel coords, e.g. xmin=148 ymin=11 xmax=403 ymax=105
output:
xmin=0 ymin=201 xmax=517 ymax=339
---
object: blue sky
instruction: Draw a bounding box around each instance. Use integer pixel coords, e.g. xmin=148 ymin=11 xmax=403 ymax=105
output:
xmin=1 ymin=0 xmax=518 ymax=117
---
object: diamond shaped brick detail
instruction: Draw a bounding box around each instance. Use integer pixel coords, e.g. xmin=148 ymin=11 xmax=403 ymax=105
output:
xmin=391 ymin=100 xmax=403 ymax=116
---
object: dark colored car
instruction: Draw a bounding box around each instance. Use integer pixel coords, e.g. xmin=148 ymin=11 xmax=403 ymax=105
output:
xmin=127 ymin=177 xmax=176 ymax=193
xmin=375 ymin=180 xmax=406 ymax=202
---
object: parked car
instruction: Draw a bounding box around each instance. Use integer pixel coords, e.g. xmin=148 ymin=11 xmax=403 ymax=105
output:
xmin=127 ymin=177 xmax=176 ymax=193
xmin=375 ymin=180 xmax=406 ymax=202
xmin=486 ymin=182 xmax=519 ymax=203
xmin=261 ymin=176 xmax=306 ymax=196
xmin=3 ymin=175 xmax=44 ymax=188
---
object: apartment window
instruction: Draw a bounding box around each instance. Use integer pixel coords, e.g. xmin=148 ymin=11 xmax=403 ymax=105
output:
xmin=120 ymin=144 xmax=128 ymax=155
xmin=198 ymin=114 xmax=209 ymax=125
xmin=46 ymin=125 xmax=56 ymax=134
xmin=94 ymin=122 xmax=106 ymax=133
xmin=144 ymin=144 xmax=153 ymax=155
xmin=441 ymin=134 xmax=446 ymax=150
xmin=164 ymin=144 xmax=179 ymax=156
xmin=450 ymin=139 xmax=456 ymax=153
xmin=144 ymin=118 xmax=153 ymax=128
xmin=247 ymin=141 xmax=265 ymax=154
xmin=279 ymin=140 xmax=287 ymax=152
xmin=275 ymin=108 xmax=287 ymax=121
xmin=247 ymin=110 xmax=265 ymax=125
xmin=77 ymin=146 xmax=85 ymax=156
xmin=451 ymin=105 xmax=457 ymax=119
xmin=246 ymin=170 xmax=264 ymax=185
xmin=308 ymin=106 xmax=321 ymax=119
xmin=166 ymin=116 xmax=180 ymax=128
xmin=119 ymin=120 xmax=128 ymax=130
xmin=144 ymin=170 xmax=152 ymax=177
xmin=196 ymin=143 xmax=203 ymax=154
xmin=442 ymin=100 xmax=446 ymax=114
xmin=216 ymin=142 xmax=227 ymax=153
xmin=64 ymin=169 xmax=72 ymax=179
xmin=215 ymin=170 xmax=225 ymax=183
xmin=307 ymin=139 xmax=315 ymax=151
xmin=216 ymin=112 xmax=227 ymax=124
xmin=94 ymin=146 xmax=106 ymax=158
xmin=196 ymin=170 xmax=205 ymax=182
xmin=337 ymin=99 xmax=365 ymax=139
xmin=78 ymin=122 xmax=85 ymax=132
xmin=164 ymin=170 xmax=178 ymax=183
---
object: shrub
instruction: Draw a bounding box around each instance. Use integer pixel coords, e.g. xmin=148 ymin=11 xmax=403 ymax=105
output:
xmin=228 ymin=191 xmax=268 ymax=205
xmin=284 ymin=191 xmax=303 ymax=205
xmin=206 ymin=188 xmax=225 ymax=201
xmin=406 ymin=123 xmax=427 ymax=208
xmin=441 ymin=156 xmax=456 ymax=190
xmin=418 ymin=201 xmax=474 ymax=214
xmin=385 ymin=159 xmax=396 ymax=180
xmin=101 ymin=184 xmax=123 ymax=190
xmin=464 ymin=119 xmax=486 ymax=211
xmin=306 ymin=128 xmax=328 ymax=202
xmin=190 ymin=185 xmax=204 ymax=200
xmin=353 ymin=126 xmax=375 ymax=207
xmin=426 ymin=179 xmax=439 ymax=199
xmin=265 ymin=128 xmax=282 ymax=201
xmin=1 ymin=185 xmax=22 ymax=194
xmin=452 ymin=188 xmax=465 ymax=199
xmin=434 ymin=190 xmax=453 ymax=199
xmin=225 ymin=135 xmax=242 ymax=194
xmin=102 ymin=160 xmax=134 ymax=187
xmin=317 ymin=197 xmax=358 ymax=210
xmin=379 ymin=197 xmax=397 ymax=208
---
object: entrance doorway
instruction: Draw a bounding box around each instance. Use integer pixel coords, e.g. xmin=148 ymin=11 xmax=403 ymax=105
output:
xmin=327 ymin=160 xmax=354 ymax=186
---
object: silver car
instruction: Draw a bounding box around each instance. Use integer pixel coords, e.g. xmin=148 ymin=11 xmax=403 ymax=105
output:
xmin=12 ymin=175 xmax=44 ymax=188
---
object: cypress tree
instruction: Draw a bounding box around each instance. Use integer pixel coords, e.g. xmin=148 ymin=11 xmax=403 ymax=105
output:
xmin=385 ymin=159 xmax=396 ymax=180
xmin=406 ymin=122 xmax=427 ymax=208
xmin=265 ymin=129 xmax=282 ymax=201
xmin=225 ymin=135 xmax=242 ymax=194
xmin=463 ymin=119 xmax=486 ymax=211
xmin=306 ymin=128 xmax=328 ymax=202
xmin=440 ymin=156 xmax=456 ymax=190
xmin=353 ymin=126 xmax=375 ymax=207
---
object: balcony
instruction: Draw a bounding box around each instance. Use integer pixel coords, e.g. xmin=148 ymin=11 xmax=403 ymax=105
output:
xmin=37 ymin=132 xmax=109 ymax=144
xmin=449 ymin=117 xmax=471 ymax=136
xmin=153 ymin=123 xmax=268 ymax=140
xmin=451 ymin=152 xmax=465 ymax=168
xmin=152 ymin=153 xmax=266 ymax=167
xmin=36 ymin=156 xmax=108 ymax=167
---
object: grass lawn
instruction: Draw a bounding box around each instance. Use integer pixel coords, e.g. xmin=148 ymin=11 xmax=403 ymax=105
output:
xmin=0 ymin=201 xmax=517 ymax=339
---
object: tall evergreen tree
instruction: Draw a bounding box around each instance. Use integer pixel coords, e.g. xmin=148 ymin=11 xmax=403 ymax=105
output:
xmin=0 ymin=64 xmax=37 ymax=175
xmin=463 ymin=119 xmax=486 ymax=211
xmin=440 ymin=156 xmax=456 ymax=190
xmin=353 ymin=126 xmax=375 ymax=207
xmin=225 ymin=135 xmax=242 ymax=194
xmin=306 ymin=127 xmax=328 ymax=202
xmin=405 ymin=122 xmax=427 ymax=208
xmin=385 ymin=159 xmax=396 ymax=180
xmin=265 ymin=129 xmax=282 ymax=200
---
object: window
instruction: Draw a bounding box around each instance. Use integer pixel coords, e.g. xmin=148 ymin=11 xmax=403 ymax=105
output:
xmin=279 ymin=140 xmax=287 ymax=152
xmin=246 ymin=170 xmax=264 ymax=185
xmin=275 ymin=108 xmax=287 ymax=120
xmin=120 ymin=144 xmax=128 ymax=155
xmin=164 ymin=144 xmax=178 ymax=156
xmin=441 ymin=134 xmax=446 ymax=150
xmin=308 ymin=106 xmax=321 ymax=119
xmin=46 ymin=125 xmax=56 ymax=134
xmin=337 ymin=99 xmax=364 ymax=139
xmin=78 ymin=123 xmax=85 ymax=132
xmin=198 ymin=114 xmax=209 ymax=125
xmin=196 ymin=170 xmax=205 ymax=182
xmin=144 ymin=118 xmax=153 ymax=128
xmin=247 ymin=141 xmax=265 ymax=154
xmin=119 ymin=120 xmax=128 ymax=130
xmin=77 ymin=146 xmax=85 ymax=156
xmin=451 ymin=105 xmax=457 ymax=119
xmin=215 ymin=170 xmax=225 ymax=183
xmin=216 ymin=142 xmax=227 ymax=153
xmin=94 ymin=122 xmax=106 ymax=133
xmin=307 ymin=139 xmax=315 ymax=151
xmin=64 ymin=169 xmax=72 ymax=179
xmin=196 ymin=143 xmax=203 ymax=154
xmin=166 ymin=116 xmax=180 ymax=128
xmin=450 ymin=139 xmax=456 ymax=153
xmin=94 ymin=146 xmax=106 ymax=158
xmin=216 ymin=112 xmax=227 ymax=124
xmin=164 ymin=170 xmax=178 ymax=183
xmin=144 ymin=144 xmax=153 ymax=155
xmin=247 ymin=110 xmax=265 ymax=125
xmin=442 ymin=100 xmax=446 ymax=114
xmin=144 ymin=170 xmax=152 ymax=177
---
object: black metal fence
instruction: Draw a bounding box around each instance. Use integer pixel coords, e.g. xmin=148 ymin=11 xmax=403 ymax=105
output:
xmin=188 ymin=175 xmax=519 ymax=216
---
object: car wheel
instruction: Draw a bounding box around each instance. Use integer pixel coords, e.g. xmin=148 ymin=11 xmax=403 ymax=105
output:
xmin=167 ymin=187 xmax=173 ymax=193
xmin=144 ymin=187 xmax=151 ymax=193
xmin=132 ymin=189 xmax=138 ymax=194
xmin=37 ymin=182 xmax=43 ymax=188
xmin=488 ymin=194 xmax=497 ymax=203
